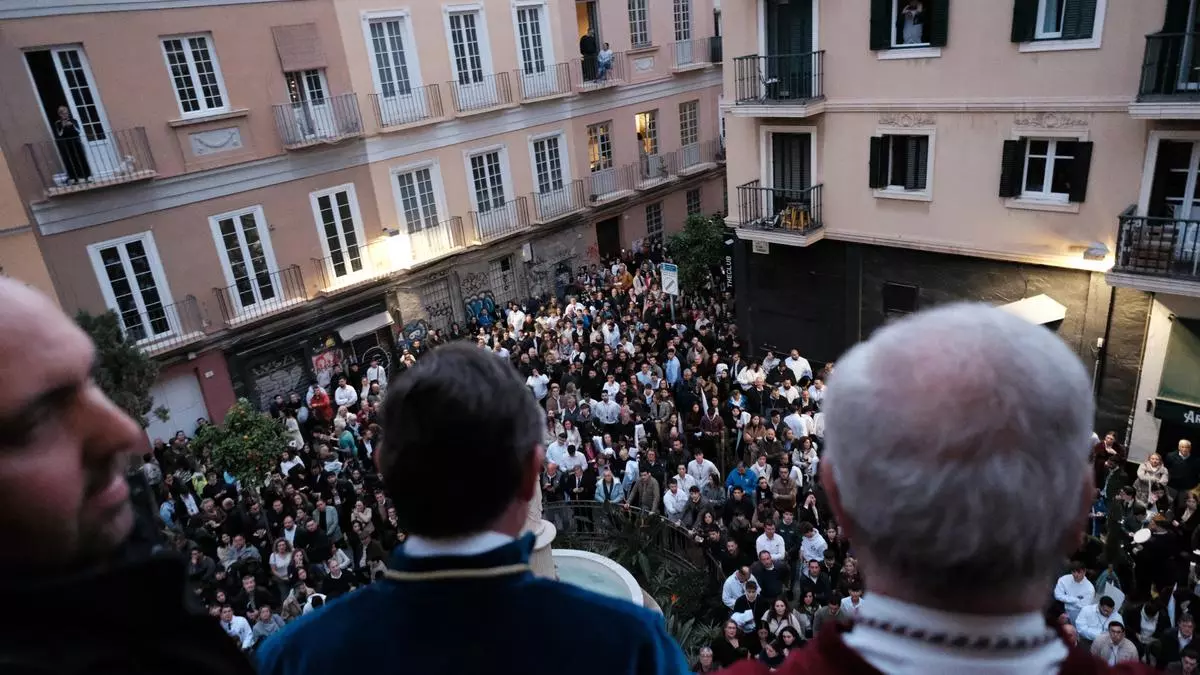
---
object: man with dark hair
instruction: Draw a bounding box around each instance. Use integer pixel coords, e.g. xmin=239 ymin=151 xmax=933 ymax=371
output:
xmin=257 ymin=342 xmax=687 ymax=675
xmin=0 ymin=279 xmax=254 ymax=674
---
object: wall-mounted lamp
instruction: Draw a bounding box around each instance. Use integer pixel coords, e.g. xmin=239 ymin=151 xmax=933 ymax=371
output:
xmin=383 ymin=228 xmax=400 ymax=237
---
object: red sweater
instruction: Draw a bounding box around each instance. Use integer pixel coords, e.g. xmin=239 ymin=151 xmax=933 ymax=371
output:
xmin=719 ymin=622 xmax=1154 ymax=675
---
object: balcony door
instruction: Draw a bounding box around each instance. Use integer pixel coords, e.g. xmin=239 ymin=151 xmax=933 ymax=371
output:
xmin=516 ymin=4 xmax=557 ymax=98
xmin=763 ymin=0 xmax=814 ymax=100
xmin=1148 ymin=140 xmax=1200 ymax=270
xmin=25 ymin=47 xmax=121 ymax=184
xmin=448 ymin=10 xmax=496 ymax=108
xmin=285 ymin=69 xmax=332 ymax=140
xmin=533 ymin=134 xmax=569 ymax=218
xmin=767 ymin=131 xmax=813 ymax=221
xmin=368 ymin=17 xmax=428 ymax=126
xmin=1170 ymin=0 xmax=1200 ymax=90
xmin=635 ymin=110 xmax=665 ymax=181
xmin=673 ymin=0 xmax=694 ymax=66
xmin=210 ymin=206 xmax=282 ymax=314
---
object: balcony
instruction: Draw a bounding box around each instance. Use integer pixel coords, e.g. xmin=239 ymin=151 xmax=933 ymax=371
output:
xmin=212 ymin=265 xmax=308 ymax=326
xmin=369 ymin=84 xmax=444 ymax=131
xmin=1132 ymin=33 xmax=1200 ymax=119
xmin=311 ymin=239 xmax=394 ymax=295
xmin=735 ymin=180 xmax=825 ymax=247
xmin=673 ymin=138 xmax=725 ymax=176
xmin=530 ymin=179 xmax=586 ymax=224
xmin=24 ymin=126 xmax=156 ymax=197
xmin=731 ymin=52 xmax=826 ymax=118
xmin=124 ymin=295 xmax=206 ymax=355
xmin=514 ymin=63 xmax=573 ymax=101
xmin=637 ymin=152 xmax=679 ymax=189
xmin=1110 ymin=207 xmax=1200 ymax=296
xmin=272 ymin=93 xmax=363 ymax=149
xmin=449 ymin=72 xmax=516 ymax=115
xmin=671 ymin=37 xmax=717 ymax=72
xmin=573 ymin=51 xmax=626 ymax=92
xmin=470 ymin=197 xmax=530 ymax=244
xmin=585 ymin=163 xmax=638 ymax=204
xmin=406 ymin=216 xmax=468 ymax=265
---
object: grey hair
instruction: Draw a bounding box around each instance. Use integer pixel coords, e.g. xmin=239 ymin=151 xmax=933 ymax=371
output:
xmin=823 ymin=303 xmax=1093 ymax=598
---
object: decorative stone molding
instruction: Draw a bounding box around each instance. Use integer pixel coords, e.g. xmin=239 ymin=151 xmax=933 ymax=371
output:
xmin=1013 ymin=112 xmax=1088 ymax=129
xmin=633 ymin=57 xmax=655 ymax=73
xmin=189 ymin=127 xmax=243 ymax=157
xmin=878 ymin=112 xmax=935 ymax=127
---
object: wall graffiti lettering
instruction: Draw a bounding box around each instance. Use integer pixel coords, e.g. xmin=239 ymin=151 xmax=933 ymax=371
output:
xmin=249 ymin=352 xmax=306 ymax=410
xmin=464 ymin=292 xmax=497 ymax=322
xmin=423 ymin=300 xmax=453 ymax=322
xmin=460 ymin=271 xmax=488 ymax=297
xmin=401 ymin=319 xmax=429 ymax=345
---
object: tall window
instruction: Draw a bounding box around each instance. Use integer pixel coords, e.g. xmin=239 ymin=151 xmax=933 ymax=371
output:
xmin=891 ymin=0 xmax=930 ymax=47
xmin=368 ymin=19 xmax=413 ymax=97
xmin=679 ymin=100 xmax=699 ymax=147
xmin=687 ymin=188 xmax=702 ymax=216
xmin=588 ymin=122 xmax=613 ymax=172
xmin=311 ymin=187 xmax=364 ymax=279
xmin=90 ymin=234 xmax=171 ymax=342
xmin=395 ymin=167 xmax=441 ymax=233
xmin=209 ymin=207 xmax=279 ymax=311
xmin=533 ymin=135 xmax=565 ymax=194
xmin=162 ymin=34 xmax=226 ymax=115
xmin=1023 ymin=139 xmax=1076 ymax=199
xmin=628 ymin=0 xmax=651 ymax=47
xmin=448 ymin=11 xmax=485 ymax=85
xmin=470 ymin=151 xmax=507 ymax=212
xmin=674 ymin=0 xmax=692 ymax=42
xmin=635 ymin=110 xmax=658 ymax=155
xmin=645 ymin=202 xmax=664 ymax=242
xmin=869 ymin=134 xmax=931 ymax=193
xmin=516 ymin=5 xmax=547 ymax=75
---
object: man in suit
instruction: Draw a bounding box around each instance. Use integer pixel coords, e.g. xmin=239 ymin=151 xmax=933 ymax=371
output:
xmin=257 ymin=342 xmax=688 ymax=675
xmin=1157 ymin=615 xmax=1196 ymax=671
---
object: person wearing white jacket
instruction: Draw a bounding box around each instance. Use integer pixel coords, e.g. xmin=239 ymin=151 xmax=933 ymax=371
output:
xmin=1053 ymin=563 xmax=1096 ymax=624
xmin=722 ymin=567 xmax=758 ymax=610
xmin=220 ymin=606 xmax=255 ymax=651
xmin=1136 ymin=453 xmax=1170 ymax=504
xmin=1074 ymin=597 xmax=1122 ymax=643
xmin=663 ymin=479 xmax=689 ymax=523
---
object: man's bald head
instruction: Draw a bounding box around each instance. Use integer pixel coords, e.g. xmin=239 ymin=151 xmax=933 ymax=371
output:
xmin=821 ymin=303 xmax=1093 ymax=608
xmin=0 ymin=278 xmax=143 ymax=569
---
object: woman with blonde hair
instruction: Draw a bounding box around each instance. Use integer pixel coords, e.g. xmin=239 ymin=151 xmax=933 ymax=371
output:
xmin=1136 ymin=453 xmax=1169 ymax=503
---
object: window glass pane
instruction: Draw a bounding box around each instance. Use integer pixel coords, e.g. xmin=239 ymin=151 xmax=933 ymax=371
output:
xmin=1025 ymin=156 xmax=1047 ymax=193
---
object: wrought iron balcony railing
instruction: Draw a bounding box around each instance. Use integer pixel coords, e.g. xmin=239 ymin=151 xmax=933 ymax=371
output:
xmin=273 ymin=93 xmax=363 ymax=149
xmin=212 ymin=264 xmax=307 ymax=325
xmin=737 ymin=180 xmax=824 ymax=234
xmin=408 ymin=216 xmax=468 ymax=264
xmin=514 ymin=62 xmax=573 ymax=101
xmin=449 ymin=72 xmax=515 ymax=114
xmin=1139 ymin=33 xmax=1200 ymax=99
xmin=118 ymin=295 xmax=205 ymax=354
xmin=469 ymin=197 xmax=530 ymax=244
xmin=1115 ymin=207 xmax=1200 ymax=282
xmin=369 ymin=84 xmax=444 ymax=130
xmin=311 ymin=239 xmax=393 ymax=293
xmin=24 ymin=126 xmax=156 ymax=196
xmin=671 ymin=37 xmax=716 ymax=70
xmin=530 ymin=179 xmax=586 ymax=223
xmin=733 ymin=52 xmax=825 ymax=105
xmin=573 ymin=51 xmax=626 ymax=91
xmin=674 ymin=138 xmax=725 ymax=174
xmin=585 ymin=163 xmax=638 ymax=203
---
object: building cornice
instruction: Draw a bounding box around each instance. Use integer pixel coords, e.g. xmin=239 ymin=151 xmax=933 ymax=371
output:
xmin=824 ymin=230 xmax=1113 ymax=272
xmin=1106 ymin=271 xmax=1200 ymax=298
xmin=0 ymin=0 xmax=294 ymax=20
xmin=721 ymin=96 xmax=1133 ymax=117
xmin=33 ymin=70 xmax=722 ymax=236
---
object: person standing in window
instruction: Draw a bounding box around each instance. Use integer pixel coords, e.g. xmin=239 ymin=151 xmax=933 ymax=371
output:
xmin=899 ymin=0 xmax=925 ymax=45
xmin=54 ymin=105 xmax=91 ymax=184
xmin=597 ymin=42 xmax=614 ymax=81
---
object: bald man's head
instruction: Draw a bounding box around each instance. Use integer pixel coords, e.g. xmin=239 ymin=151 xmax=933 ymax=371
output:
xmin=0 ymin=278 xmax=143 ymax=569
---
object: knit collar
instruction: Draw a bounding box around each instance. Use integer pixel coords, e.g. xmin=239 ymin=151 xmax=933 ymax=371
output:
xmin=389 ymin=532 xmax=534 ymax=574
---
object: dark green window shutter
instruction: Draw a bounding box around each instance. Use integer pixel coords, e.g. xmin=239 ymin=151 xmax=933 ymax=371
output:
xmin=1067 ymin=141 xmax=1093 ymax=203
xmin=1062 ymin=0 xmax=1098 ymax=40
xmin=869 ymin=0 xmax=893 ymax=50
xmin=1011 ymin=0 xmax=1038 ymax=43
xmin=928 ymin=0 xmax=950 ymax=47
xmin=905 ymin=137 xmax=929 ymax=191
xmin=869 ymin=137 xmax=887 ymax=189
xmin=998 ymin=139 xmax=1026 ymax=198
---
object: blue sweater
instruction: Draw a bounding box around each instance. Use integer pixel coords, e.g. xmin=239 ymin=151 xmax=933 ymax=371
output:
xmin=257 ymin=534 xmax=689 ymax=675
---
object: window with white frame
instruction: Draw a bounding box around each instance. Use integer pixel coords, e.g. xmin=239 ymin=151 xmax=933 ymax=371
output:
xmin=636 ymin=110 xmax=659 ymax=155
xmin=516 ymin=5 xmax=547 ymax=75
xmin=470 ymin=150 xmax=507 ymax=212
xmin=628 ymin=0 xmax=651 ymax=48
xmin=997 ymin=137 xmax=1094 ymax=204
xmin=1011 ymin=0 xmax=1102 ymax=44
xmin=395 ymin=167 xmax=441 ymax=233
xmin=311 ymin=186 xmax=365 ymax=279
xmin=869 ymin=133 xmax=931 ymax=194
xmin=448 ymin=10 xmax=486 ymax=85
xmin=674 ymin=0 xmax=692 ymax=42
xmin=209 ymin=207 xmax=280 ymax=311
xmin=161 ymin=34 xmax=227 ymax=115
xmin=892 ymin=0 xmax=930 ymax=47
xmin=368 ymin=18 xmax=414 ymax=98
xmin=870 ymin=0 xmax=947 ymax=51
xmin=89 ymin=234 xmax=172 ymax=342
xmin=646 ymin=202 xmax=664 ymax=242
xmin=687 ymin=188 xmax=702 ymax=216
xmin=588 ymin=122 xmax=613 ymax=172
xmin=532 ymin=135 xmax=565 ymax=194
xmin=679 ymin=100 xmax=699 ymax=147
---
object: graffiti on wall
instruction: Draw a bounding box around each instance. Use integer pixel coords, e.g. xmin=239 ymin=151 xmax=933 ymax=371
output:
xmin=585 ymin=242 xmax=600 ymax=261
xmin=423 ymin=299 xmax=453 ymax=324
xmin=464 ymin=292 xmax=497 ymax=322
xmin=460 ymin=271 xmax=488 ymax=297
xmin=527 ymin=239 xmax=578 ymax=300
xmin=401 ymin=319 xmax=430 ymax=345
xmin=249 ymin=352 xmax=307 ymax=410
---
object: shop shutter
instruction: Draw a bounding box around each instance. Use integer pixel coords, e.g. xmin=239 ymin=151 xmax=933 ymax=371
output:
xmin=1062 ymin=0 xmax=1098 ymax=40
xmin=869 ymin=0 xmax=893 ymax=50
xmin=998 ymin=139 xmax=1026 ymax=198
xmin=1067 ymin=141 xmax=1093 ymax=203
xmin=1010 ymin=0 xmax=1039 ymax=43
xmin=928 ymin=0 xmax=950 ymax=47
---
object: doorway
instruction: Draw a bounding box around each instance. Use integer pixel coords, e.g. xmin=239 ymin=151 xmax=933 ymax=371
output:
xmin=576 ymin=1 xmax=600 ymax=44
xmin=595 ymin=217 xmax=622 ymax=260
xmin=25 ymin=47 xmax=121 ymax=184
xmin=285 ymin=69 xmax=332 ymax=140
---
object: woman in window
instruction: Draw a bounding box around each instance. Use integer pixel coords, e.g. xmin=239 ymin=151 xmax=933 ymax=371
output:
xmin=899 ymin=0 xmax=925 ymax=45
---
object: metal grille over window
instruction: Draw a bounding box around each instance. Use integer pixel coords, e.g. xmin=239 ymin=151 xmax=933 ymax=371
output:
xmin=419 ymin=278 xmax=454 ymax=332
xmin=489 ymin=257 xmax=518 ymax=306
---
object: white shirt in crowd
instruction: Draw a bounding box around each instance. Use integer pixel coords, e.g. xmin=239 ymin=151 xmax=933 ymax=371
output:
xmin=1074 ymin=603 xmax=1122 ymax=642
xmin=750 ymin=460 xmax=773 ymax=483
xmin=222 ymin=615 xmax=255 ymax=650
xmin=366 ymin=364 xmax=388 ymax=387
xmin=800 ymin=531 xmax=828 ymax=563
xmin=785 ymin=355 xmax=813 ymax=383
xmin=602 ymin=380 xmax=621 ymax=398
xmin=688 ymin=457 xmax=720 ymax=486
xmin=1053 ymin=573 xmax=1096 ymax=620
xmin=756 ymin=531 xmax=787 ymax=563
xmin=784 ymin=411 xmax=814 ymax=440
xmin=334 ymin=384 xmax=358 ymax=408
xmin=546 ymin=441 xmax=569 ymax=467
xmin=559 ymin=451 xmax=588 ymax=474
xmin=841 ymin=594 xmax=867 ymax=617
xmin=807 ymin=383 xmax=825 ymax=403
xmin=508 ymin=309 xmax=526 ymax=332
xmin=590 ymin=399 xmax=620 ymax=425
xmin=722 ymin=572 xmax=758 ymax=609
xmin=663 ymin=487 xmax=688 ymax=522
xmin=526 ymin=373 xmax=550 ymax=400
xmin=280 ymin=455 xmax=304 ymax=476
xmin=778 ymin=384 xmax=801 ymax=404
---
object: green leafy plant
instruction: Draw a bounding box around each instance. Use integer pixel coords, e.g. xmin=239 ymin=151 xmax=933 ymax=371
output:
xmin=663 ymin=608 xmax=720 ymax=663
xmin=75 ymin=310 xmax=159 ymax=428
xmin=665 ymin=214 xmax=726 ymax=293
xmin=191 ymin=398 xmax=286 ymax=486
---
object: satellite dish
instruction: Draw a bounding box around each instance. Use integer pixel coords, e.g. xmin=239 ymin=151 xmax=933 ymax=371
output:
xmin=1133 ymin=528 xmax=1152 ymax=544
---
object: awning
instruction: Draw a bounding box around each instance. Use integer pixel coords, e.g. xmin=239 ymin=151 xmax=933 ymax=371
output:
xmin=337 ymin=311 xmax=393 ymax=342
xmin=997 ymin=294 xmax=1066 ymax=325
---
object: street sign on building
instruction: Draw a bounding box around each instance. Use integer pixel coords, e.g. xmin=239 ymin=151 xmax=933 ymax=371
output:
xmin=661 ymin=262 xmax=679 ymax=296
